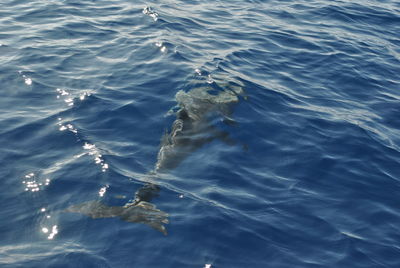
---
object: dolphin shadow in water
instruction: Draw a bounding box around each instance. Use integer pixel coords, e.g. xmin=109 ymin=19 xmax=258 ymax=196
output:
xmin=66 ymin=76 xmax=245 ymax=235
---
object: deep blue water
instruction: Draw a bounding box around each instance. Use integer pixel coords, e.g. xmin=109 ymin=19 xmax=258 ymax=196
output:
xmin=1 ymin=0 xmax=400 ymax=267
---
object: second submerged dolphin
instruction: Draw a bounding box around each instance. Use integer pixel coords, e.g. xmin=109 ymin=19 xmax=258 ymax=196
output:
xmin=66 ymin=197 xmax=168 ymax=235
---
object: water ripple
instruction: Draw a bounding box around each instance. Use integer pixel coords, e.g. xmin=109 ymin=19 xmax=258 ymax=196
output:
xmin=1 ymin=0 xmax=399 ymax=267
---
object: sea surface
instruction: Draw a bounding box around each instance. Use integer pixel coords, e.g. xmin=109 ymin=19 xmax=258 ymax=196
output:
xmin=1 ymin=0 xmax=400 ymax=267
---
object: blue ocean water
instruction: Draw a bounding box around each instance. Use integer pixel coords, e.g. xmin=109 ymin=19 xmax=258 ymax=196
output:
xmin=1 ymin=0 xmax=400 ymax=267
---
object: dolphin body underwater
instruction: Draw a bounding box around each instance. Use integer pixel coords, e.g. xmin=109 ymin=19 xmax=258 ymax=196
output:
xmin=66 ymin=75 xmax=245 ymax=235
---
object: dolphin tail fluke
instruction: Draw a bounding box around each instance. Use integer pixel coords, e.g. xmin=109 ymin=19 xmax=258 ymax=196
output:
xmin=149 ymin=221 xmax=168 ymax=235
xmin=122 ymin=201 xmax=169 ymax=235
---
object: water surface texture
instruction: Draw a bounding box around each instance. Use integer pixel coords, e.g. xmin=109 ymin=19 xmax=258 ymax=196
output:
xmin=1 ymin=0 xmax=400 ymax=267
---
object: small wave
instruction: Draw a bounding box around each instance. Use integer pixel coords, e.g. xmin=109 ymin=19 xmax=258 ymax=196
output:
xmin=143 ymin=6 xmax=159 ymax=22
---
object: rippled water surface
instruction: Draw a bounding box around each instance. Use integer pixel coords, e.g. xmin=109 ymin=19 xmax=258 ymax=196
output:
xmin=1 ymin=0 xmax=400 ymax=267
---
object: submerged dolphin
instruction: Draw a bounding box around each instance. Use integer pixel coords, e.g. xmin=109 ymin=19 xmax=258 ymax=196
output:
xmin=66 ymin=74 xmax=245 ymax=235
xmin=66 ymin=197 xmax=168 ymax=235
